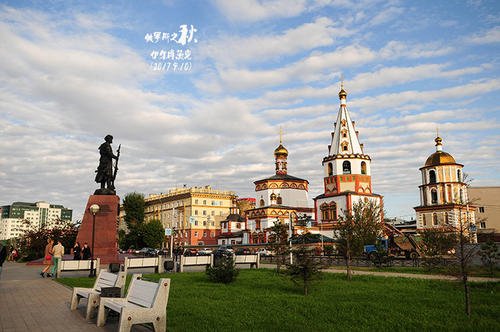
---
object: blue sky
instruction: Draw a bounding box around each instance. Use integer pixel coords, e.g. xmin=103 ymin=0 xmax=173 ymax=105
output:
xmin=0 ymin=0 xmax=499 ymax=221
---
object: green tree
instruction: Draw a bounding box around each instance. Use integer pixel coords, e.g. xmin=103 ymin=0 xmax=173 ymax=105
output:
xmin=337 ymin=200 xmax=383 ymax=280
xmin=286 ymin=246 xmax=322 ymax=295
xmin=480 ymin=237 xmax=499 ymax=276
xmin=268 ymin=219 xmax=290 ymax=273
xmin=420 ymin=228 xmax=458 ymax=271
xmin=206 ymin=252 xmax=239 ymax=284
xmin=140 ymin=219 xmax=165 ymax=249
xmin=123 ymin=192 xmax=145 ymax=229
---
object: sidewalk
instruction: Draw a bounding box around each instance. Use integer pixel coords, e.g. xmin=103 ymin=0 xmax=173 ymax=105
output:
xmin=0 ymin=261 xmax=150 ymax=332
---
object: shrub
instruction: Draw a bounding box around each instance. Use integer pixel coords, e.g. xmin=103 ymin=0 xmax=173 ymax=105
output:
xmin=206 ymin=253 xmax=239 ymax=284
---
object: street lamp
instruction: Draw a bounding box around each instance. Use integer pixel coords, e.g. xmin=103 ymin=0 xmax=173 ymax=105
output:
xmin=89 ymin=204 xmax=100 ymax=277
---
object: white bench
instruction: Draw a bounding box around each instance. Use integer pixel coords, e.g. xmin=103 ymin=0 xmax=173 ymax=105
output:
xmin=123 ymin=256 xmax=164 ymax=275
xmin=57 ymin=258 xmax=100 ymax=278
xmin=234 ymin=254 xmax=260 ymax=268
xmin=70 ymin=269 xmax=126 ymax=320
xmin=179 ymin=255 xmax=212 ymax=272
xmin=97 ymin=275 xmax=171 ymax=332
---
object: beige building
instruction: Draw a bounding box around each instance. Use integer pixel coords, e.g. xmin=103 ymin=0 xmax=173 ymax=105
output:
xmin=469 ymin=187 xmax=500 ymax=237
xmin=142 ymin=186 xmax=236 ymax=246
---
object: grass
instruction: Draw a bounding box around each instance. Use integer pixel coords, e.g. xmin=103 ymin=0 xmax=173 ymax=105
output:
xmin=58 ymin=269 xmax=500 ymax=331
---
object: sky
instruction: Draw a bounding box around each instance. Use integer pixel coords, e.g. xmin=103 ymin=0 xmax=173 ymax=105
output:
xmin=0 ymin=0 xmax=499 ymax=222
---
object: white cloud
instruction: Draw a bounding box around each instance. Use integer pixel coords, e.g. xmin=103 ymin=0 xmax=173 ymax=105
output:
xmin=213 ymin=0 xmax=308 ymax=22
xmin=465 ymin=26 xmax=500 ymax=44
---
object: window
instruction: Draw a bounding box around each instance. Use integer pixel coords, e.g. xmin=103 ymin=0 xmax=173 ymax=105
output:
xmin=194 ymin=220 xmax=198 ymax=226
xmin=203 ymin=200 xmax=206 ymax=205
xmin=432 ymin=213 xmax=438 ymax=226
xmin=203 ymin=210 xmax=206 ymax=215
xmin=211 ymin=211 xmax=215 ymax=216
xmin=479 ymin=207 xmax=485 ymax=213
xmin=328 ymin=163 xmax=333 ymax=176
xmin=429 ymin=170 xmax=436 ymax=184
xmin=444 ymin=212 xmax=449 ymax=224
xmin=480 ymin=222 xmax=486 ymax=228
xmin=457 ymin=169 xmax=462 ymax=182
xmin=260 ymin=198 xmax=265 ymax=207
xmin=195 ymin=199 xmax=198 ymax=204
xmin=203 ymin=232 xmax=207 ymax=237
xmin=195 ymin=210 xmax=198 ymax=215
xmin=276 ymin=195 xmax=282 ymax=205
xmin=361 ymin=161 xmax=367 ymax=175
xmin=320 ymin=202 xmax=337 ymax=222
xmin=203 ymin=221 xmax=206 ymax=226
xmin=194 ymin=231 xmax=198 ymax=237
xmin=431 ymin=189 xmax=438 ymax=204
xmin=342 ymin=161 xmax=351 ymax=174
xmin=237 ymin=223 xmax=241 ymax=229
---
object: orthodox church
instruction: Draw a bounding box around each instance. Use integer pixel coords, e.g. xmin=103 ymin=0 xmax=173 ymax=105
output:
xmin=414 ymin=136 xmax=476 ymax=240
xmin=246 ymin=133 xmax=314 ymax=243
xmin=313 ymin=84 xmax=383 ymax=234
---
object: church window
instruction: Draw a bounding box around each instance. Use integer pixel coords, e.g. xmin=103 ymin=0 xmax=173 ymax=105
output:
xmin=329 ymin=202 xmax=337 ymax=221
xmin=361 ymin=161 xmax=367 ymax=175
xmin=195 ymin=210 xmax=198 ymax=215
xmin=429 ymin=170 xmax=436 ymax=184
xmin=203 ymin=200 xmax=206 ymax=205
xmin=479 ymin=207 xmax=485 ymax=213
xmin=432 ymin=213 xmax=438 ymax=226
xmin=259 ymin=198 xmax=265 ymax=207
xmin=431 ymin=189 xmax=438 ymax=204
xmin=237 ymin=223 xmax=241 ymax=229
xmin=423 ymin=214 xmax=427 ymax=226
xmin=444 ymin=212 xmax=449 ymax=224
xmin=480 ymin=221 xmax=486 ymax=228
xmin=276 ymin=195 xmax=282 ymax=205
xmin=342 ymin=161 xmax=351 ymax=174
xmin=341 ymin=129 xmax=347 ymax=138
xmin=328 ymin=163 xmax=333 ymax=176
xmin=457 ymin=169 xmax=462 ymax=182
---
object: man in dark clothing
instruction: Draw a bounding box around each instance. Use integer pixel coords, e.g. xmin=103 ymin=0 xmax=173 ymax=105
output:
xmin=82 ymin=242 xmax=91 ymax=260
xmin=0 ymin=241 xmax=7 ymax=278
xmin=95 ymin=134 xmax=118 ymax=191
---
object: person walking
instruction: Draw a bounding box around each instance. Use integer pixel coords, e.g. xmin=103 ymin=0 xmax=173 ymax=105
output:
xmin=82 ymin=242 xmax=91 ymax=260
xmin=0 ymin=241 xmax=7 ymax=278
xmin=50 ymin=239 xmax=64 ymax=279
xmin=73 ymin=242 xmax=81 ymax=260
xmin=40 ymin=238 xmax=54 ymax=278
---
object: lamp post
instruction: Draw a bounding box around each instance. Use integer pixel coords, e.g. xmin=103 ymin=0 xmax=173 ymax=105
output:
xmin=89 ymin=204 xmax=100 ymax=277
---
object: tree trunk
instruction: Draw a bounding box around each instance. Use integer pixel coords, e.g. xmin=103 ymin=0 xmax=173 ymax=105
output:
xmin=346 ymin=238 xmax=352 ymax=281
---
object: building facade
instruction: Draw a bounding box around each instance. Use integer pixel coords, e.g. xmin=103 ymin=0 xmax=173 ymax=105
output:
xmin=0 ymin=201 xmax=73 ymax=240
xmin=246 ymin=135 xmax=314 ymax=243
xmin=469 ymin=186 xmax=500 ymax=239
xmin=140 ymin=186 xmax=236 ymax=246
xmin=414 ymin=136 xmax=476 ymax=240
xmin=313 ymin=85 xmax=383 ymax=236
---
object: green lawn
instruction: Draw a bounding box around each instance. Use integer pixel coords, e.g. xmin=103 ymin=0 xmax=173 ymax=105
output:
xmin=328 ymin=265 xmax=500 ymax=278
xmin=58 ymin=269 xmax=500 ymax=331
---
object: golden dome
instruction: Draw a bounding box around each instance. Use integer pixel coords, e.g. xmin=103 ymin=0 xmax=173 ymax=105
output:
xmin=274 ymin=144 xmax=288 ymax=156
xmin=339 ymin=88 xmax=347 ymax=99
xmin=425 ymin=151 xmax=456 ymax=167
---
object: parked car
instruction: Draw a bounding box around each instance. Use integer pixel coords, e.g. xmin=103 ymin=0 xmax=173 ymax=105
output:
xmin=256 ymin=248 xmax=274 ymax=257
xmin=198 ymin=248 xmax=213 ymax=256
xmin=137 ymin=247 xmax=158 ymax=256
xmin=235 ymin=248 xmax=251 ymax=255
xmin=183 ymin=248 xmax=198 ymax=256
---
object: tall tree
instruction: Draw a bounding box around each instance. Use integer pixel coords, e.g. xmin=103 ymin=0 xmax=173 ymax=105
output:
xmin=337 ymin=200 xmax=383 ymax=281
xmin=286 ymin=246 xmax=322 ymax=295
xmin=123 ymin=192 xmax=145 ymax=229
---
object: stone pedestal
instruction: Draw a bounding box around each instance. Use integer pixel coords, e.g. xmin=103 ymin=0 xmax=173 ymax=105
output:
xmin=76 ymin=195 xmax=120 ymax=264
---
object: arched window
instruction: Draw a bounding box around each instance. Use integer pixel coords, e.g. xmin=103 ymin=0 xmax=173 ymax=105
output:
xmin=444 ymin=212 xmax=449 ymax=224
xmin=459 ymin=189 xmax=464 ymax=203
xmin=429 ymin=170 xmax=436 ymax=184
xmin=259 ymin=197 xmax=265 ymax=207
xmin=276 ymin=194 xmax=282 ymax=205
xmin=457 ymin=169 xmax=462 ymax=182
xmin=329 ymin=202 xmax=337 ymax=221
xmin=328 ymin=163 xmax=333 ymax=176
xmin=361 ymin=161 xmax=367 ymax=175
xmin=320 ymin=202 xmax=337 ymax=221
xmin=432 ymin=213 xmax=438 ymax=226
xmin=431 ymin=189 xmax=438 ymax=204
xmin=342 ymin=161 xmax=351 ymax=174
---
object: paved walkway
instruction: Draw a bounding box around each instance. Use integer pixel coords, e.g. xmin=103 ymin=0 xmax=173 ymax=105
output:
xmin=0 ymin=262 xmax=150 ymax=332
xmin=322 ymin=267 xmax=500 ymax=282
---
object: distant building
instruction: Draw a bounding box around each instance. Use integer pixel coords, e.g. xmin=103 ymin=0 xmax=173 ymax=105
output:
xmin=246 ymin=133 xmax=314 ymax=243
xmin=138 ymin=186 xmax=236 ymax=246
xmin=0 ymin=201 xmax=73 ymax=240
xmin=313 ymin=85 xmax=384 ymax=237
xmin=469 ymin=186 xmax=500 ymax=240
xmin=414 ymin=136 xmax=477 ymax=241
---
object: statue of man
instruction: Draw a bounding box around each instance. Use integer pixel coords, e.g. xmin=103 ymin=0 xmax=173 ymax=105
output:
xmin=95 ymin=135 xmax=118 ymax=192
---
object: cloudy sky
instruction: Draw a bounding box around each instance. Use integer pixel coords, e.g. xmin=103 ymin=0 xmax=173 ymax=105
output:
xmin=1 ymin=0 xmax=499 ymax=221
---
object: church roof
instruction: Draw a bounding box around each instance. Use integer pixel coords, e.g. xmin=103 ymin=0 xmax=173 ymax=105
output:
xmin=423 ymin=136 xmax=459 ymax=167
xmin=254 ymin=173 xmax=308 ymax=183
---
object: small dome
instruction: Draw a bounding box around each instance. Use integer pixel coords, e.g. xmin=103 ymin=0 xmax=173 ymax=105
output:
xmin=425 ymin=151 xmax=456 ymax=167
xmin=274 ymin=144 xmax=288 ymax=156
xmin=339 ymin=88 xmax=347 ymax=99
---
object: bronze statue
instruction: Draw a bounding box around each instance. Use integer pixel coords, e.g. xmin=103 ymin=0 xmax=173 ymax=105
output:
xmin=94 ymin=135 xmax=120 ymax=195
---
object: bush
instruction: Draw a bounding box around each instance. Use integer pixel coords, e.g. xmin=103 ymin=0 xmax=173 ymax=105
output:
xmin=206 ymin=253 xmax=239 ymax=284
